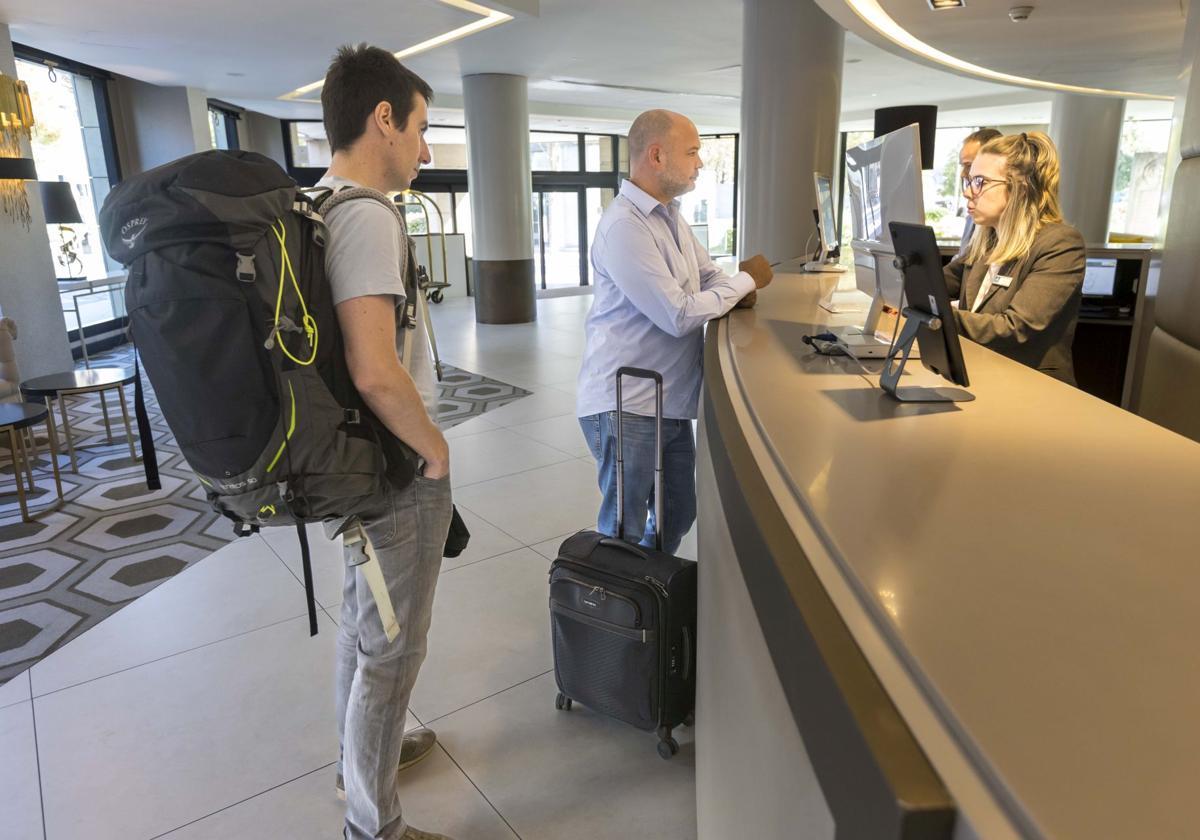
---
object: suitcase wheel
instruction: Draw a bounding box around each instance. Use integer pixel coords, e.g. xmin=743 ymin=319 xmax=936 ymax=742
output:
xmin=555 ymin=692 xmax=573 ymax=711
xmin=657 ymin=736 xmax=679 ymax=760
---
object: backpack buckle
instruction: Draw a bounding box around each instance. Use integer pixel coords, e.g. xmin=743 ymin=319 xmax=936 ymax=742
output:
xmin=236 ymin=252 xmax=256 ymax=283
xmin=343 ymin=408 xmax=361 ymax=425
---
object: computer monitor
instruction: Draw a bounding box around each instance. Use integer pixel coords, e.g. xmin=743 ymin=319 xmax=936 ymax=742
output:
xmin=831 ymin=124 xmax=926 ymax=357
xmin=814 ymin=173 xmax=839 ymax=259
xmin=1082 ymin=257 xmax=1118 ymax=297
xmin=882 ymin=222 xmax=974 ymax=403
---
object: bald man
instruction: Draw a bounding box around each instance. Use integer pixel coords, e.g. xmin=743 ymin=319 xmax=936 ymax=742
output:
xmin=576 ymin=109 xmax=772 ymax=554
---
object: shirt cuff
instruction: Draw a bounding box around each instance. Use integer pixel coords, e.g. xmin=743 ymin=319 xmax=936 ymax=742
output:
xmin=730 ymin=271 xmax=757 ymax=297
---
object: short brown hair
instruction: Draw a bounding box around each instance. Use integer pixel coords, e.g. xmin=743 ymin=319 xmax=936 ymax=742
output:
xmin=964 ymin=127 xmax=1002 ymax=147
xmin=321 ymin=44 xmax=433 ymax=154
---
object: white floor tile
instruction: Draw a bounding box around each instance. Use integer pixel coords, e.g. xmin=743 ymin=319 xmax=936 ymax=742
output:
xmin=509 ymin=414 xmax=593 ymax=458
xmin=260 ymin=523 xmax=346 ymax=610
xmin=0 ymin=669 xmax=31 ymax=709
xmin=436 ymin=672 xmax=696 ymax=840
xmin=530 ymin=530 xmax=593 ymax=562
xmin=448 ymin=428 xmax=574 ymax=489
xmin=469 ymin=388 xmax=577 ymax=428
xmin=410 ymin=548 xmax=553 ymax=723
xmin=452 ymin=459 xmax=601 ymax=546
xmin=30 ymin=536 xmax=307 ymax=697
xmin=159 ymin=763 xmax=344 ymax=840
xmin=159 ymin=718 xmax=508 ymax=840
xmin=443 ymin=414 xmax=499 ymax=440
xmin=443 ymin=506 xmax=522 ymax=573
xmin=37 ymin=613 xmax=338 ymax=840
xmin=0 ymin=701 xmax=42 ymax=840
xmin=489 ymin=356 xmax=584 ymax=390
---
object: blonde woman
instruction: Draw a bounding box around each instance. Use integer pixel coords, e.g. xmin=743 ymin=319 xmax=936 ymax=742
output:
xmin=946 ymin=131 xmax=1086 ymax=384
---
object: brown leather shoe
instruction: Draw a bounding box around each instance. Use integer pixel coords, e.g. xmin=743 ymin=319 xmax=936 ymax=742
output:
xmin=335 ymin=727 xmax=438 ymax=800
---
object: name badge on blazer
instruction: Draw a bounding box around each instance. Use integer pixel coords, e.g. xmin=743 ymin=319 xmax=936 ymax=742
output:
xmin=993 ymin=274 xmax=1014 ymax=289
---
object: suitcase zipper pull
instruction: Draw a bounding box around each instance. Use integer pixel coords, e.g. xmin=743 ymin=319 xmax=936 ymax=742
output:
xmin=644 ymin=576 xmax=668 ymax=599
xmin=590 ymin=585 xmax=606 ymax=601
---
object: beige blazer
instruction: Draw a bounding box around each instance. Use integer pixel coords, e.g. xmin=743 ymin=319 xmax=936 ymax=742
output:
xmin=944 ymin=222 xmax=1086 ymax=385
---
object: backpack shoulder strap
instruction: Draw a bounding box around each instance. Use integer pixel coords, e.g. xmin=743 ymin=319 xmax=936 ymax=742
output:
xmin=315 ymin=186 xmax=417 ymax=334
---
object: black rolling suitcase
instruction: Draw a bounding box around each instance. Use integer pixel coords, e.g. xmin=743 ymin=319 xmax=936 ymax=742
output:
xmin=549 ymin=367 xmax=697 ymax=759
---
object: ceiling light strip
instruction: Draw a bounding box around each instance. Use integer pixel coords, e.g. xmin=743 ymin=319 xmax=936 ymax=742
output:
xmin=280 ymin=0 xmax=513 ymax=102
xmin=846 ymin=0 xmax=1171 ymax=100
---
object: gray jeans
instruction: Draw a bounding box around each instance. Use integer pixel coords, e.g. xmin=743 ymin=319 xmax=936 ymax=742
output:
xmin=336 ymin=473 xmax=453 ymax=840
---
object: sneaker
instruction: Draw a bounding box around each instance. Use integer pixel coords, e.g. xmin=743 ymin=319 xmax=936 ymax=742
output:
xmin=399 ymin=827 xmax=454 ymax=840
xmin=399 ymin=828 xmax=454 ymax=840
xmin=335 ymin=728 xmax=438 ymax=801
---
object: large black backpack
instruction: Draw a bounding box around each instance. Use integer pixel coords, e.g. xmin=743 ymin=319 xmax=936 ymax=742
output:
xmin=99 ymin=150 xmax=414 ymax=635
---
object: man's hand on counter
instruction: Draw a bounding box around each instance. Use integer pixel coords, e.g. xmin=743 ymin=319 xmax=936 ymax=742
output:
xmin=739 ymin=254 xmax=774 ymax=289
xmin=735 ymin=290 xmax=757 ymax=309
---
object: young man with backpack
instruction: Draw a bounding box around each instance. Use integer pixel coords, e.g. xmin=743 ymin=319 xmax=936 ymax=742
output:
xmin=317 ymin=44 xmax=454 ymax=840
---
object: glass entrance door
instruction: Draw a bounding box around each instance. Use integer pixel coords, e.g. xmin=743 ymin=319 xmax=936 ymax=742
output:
xmin=532 ymin=187 xmax=586 ymax=289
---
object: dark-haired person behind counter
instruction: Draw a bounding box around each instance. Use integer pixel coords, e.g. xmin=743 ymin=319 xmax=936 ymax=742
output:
xmin=946 ymin=131 xmax=1086 ymax=384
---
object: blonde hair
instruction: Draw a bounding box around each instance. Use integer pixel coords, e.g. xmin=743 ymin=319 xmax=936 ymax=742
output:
xmin=965 ymin=131 xmax=1063 ymax=267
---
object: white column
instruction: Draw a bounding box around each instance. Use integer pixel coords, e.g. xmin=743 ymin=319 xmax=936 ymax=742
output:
xmin=1049 ymin=93 xmax=1125 ymax=244
xmin=739 ymin=0 xmax=844 ymax=263
xmin=463 ymin=73 xmax=536 ymax=323
xmin=0 ymin=24 xmax=74 ymax=378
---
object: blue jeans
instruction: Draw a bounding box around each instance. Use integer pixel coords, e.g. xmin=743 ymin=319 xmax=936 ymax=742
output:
xmin=579 ymin=412 xmax=697 ymax=556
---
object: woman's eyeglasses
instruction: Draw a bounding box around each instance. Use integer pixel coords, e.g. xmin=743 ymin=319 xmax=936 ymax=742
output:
xmin=962 ymin=174 xmax=1006 ymax=198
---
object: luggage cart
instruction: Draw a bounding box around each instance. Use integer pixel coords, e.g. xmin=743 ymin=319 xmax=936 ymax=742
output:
xmin=395 ymin=191 xmax=448 ymax=381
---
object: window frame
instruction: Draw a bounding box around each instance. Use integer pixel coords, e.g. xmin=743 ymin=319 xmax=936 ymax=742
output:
xmin=207 ymin=99 xmax=242 ymax=151
xmin=13 ymin=42 xmax=123 ymax=186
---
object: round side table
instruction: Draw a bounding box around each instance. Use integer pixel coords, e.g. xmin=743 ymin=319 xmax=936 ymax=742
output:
xmin=21 ymin=367 xmax=139 ymax=473
xmin=0 ymin=401 xmax=64 ymax=521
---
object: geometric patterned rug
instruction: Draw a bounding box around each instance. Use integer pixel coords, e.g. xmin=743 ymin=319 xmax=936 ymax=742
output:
xmin=0 ymin=343 xmax=530 ymax=686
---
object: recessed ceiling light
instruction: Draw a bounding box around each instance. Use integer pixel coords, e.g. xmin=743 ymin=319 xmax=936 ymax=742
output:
xmin=227 ymin=72 xmax=245 ymax=77
xmin=927 ymin=0 xmax=965 ymax=8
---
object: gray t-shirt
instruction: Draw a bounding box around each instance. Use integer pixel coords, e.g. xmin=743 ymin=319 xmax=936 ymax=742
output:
xmin=316 ymin=175 xmax=438 ymax=422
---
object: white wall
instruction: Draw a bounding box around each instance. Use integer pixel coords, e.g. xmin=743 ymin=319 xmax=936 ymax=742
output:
xmin=0 ymin=23 xmax=75 ymax=379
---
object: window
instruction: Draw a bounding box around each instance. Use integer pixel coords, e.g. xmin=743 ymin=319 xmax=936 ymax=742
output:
xmin=1108 ymin=119 xmax=1170 ymax=239
xmin=426 ymin=127 xmax=467 ymax=170
xmin=583 ymin=135 xmax=616 ymax=173
xmin=922 ymin=126 xmax=976 ymax=241
xmin=208 ymin=102 xmax=240 ymax=151
xmin=16 ymin=49 xmax=121 ymax=294
xmin=677 ymin=134 xmax=738 ymax=257
xmin=530 ymin=132 xmax=580 ymax=172
xmin=287 ymin=121 xmax=332 ymax=168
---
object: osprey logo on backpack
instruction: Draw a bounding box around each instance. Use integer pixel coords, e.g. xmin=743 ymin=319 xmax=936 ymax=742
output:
xmin=120 ymin=216 xmax=149 ymax=248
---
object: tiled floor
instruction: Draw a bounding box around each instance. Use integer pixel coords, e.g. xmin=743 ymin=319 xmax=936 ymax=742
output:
xmin=1 ymin=295 xmax=699 ymax=840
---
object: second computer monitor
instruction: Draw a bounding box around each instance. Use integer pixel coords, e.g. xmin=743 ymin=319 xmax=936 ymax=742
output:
xmin=814 ymin=173 xmax=839 ymax=259
xmin=845 ymin=123 xmax=925 ymax=307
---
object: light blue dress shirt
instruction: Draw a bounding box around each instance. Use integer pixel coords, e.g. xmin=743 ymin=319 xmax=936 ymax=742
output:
xmin=576 ymin=179 xmax=756 ymax=420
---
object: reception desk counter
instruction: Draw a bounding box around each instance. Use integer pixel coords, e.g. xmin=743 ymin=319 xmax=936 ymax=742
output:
xmin=695 ymin=273 xmax=1200 ymax=839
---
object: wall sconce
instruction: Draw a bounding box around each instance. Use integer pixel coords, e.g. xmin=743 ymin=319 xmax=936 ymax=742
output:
xmin=0 ymin=71 xmax=37 ymax=229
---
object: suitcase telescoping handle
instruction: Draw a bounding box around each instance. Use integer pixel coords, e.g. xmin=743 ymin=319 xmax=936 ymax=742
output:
xmin=614 ymin=366 xmax=664 ymax=552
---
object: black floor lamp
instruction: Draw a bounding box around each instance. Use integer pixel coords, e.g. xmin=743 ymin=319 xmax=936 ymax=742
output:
xmin=37 ymin=181 xmax=84 ymax=281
